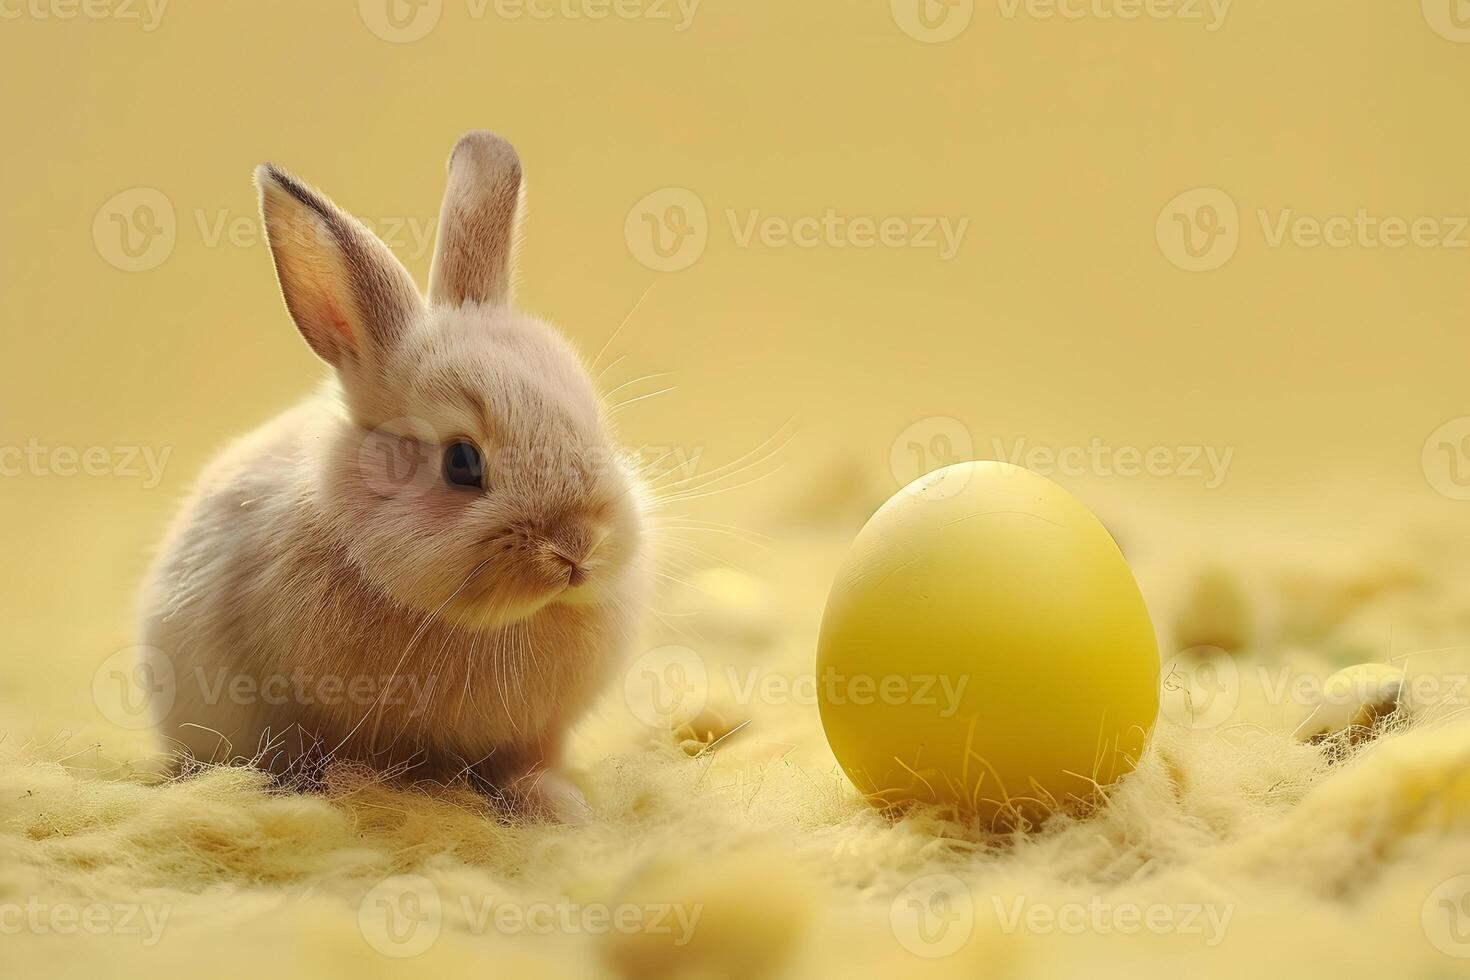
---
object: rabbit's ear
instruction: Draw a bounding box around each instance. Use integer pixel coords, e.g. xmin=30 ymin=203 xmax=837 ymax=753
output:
xmin=428 ymin=131 xmax=523 ymax=307
xmin=255 ymin=163 xmax=423 ymax=368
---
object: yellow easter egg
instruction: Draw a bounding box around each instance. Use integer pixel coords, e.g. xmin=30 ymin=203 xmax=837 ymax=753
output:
xmin=816 ymin=461 xmax=1159 ymax=824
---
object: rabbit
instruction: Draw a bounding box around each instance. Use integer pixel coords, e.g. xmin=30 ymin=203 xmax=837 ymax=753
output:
xmin=138 ymin=131 xmax=649 ymax=819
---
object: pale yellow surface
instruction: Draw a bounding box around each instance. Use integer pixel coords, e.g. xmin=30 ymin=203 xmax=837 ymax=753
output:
xmin=818 ymin=462 xmax=1159 ymax=819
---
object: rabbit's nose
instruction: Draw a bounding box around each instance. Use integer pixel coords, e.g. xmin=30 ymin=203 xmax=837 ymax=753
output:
xmin=556 ymin=554 xmax=590 ymax=587
xmin=538 ymin=541 xmax=591 ymax=587
xmin=538 ymin=519 xmax=607 ymax=585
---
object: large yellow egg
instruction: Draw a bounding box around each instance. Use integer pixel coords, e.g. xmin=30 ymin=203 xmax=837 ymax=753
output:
xmin=816 ymin=461 xmax=1159 ymax=824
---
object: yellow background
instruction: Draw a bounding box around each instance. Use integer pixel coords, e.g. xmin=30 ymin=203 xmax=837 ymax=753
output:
xmin=2 ymin=0 xmax=1468 ymax=737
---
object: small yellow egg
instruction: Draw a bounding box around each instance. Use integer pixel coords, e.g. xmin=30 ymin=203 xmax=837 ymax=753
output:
xmin=1300 ymin=662 xmax=1406 ymax=743
xmin=816 ymin=461 xmax=1159 ymax=823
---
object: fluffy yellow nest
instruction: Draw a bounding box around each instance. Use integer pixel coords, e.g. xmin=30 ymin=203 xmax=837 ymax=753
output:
xmin=4 ymin=527 xmax=1470 ymax=979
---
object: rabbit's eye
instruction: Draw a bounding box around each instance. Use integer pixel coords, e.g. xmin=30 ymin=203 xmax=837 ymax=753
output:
xmin=442 ymin=440 xmax=484 ymax=489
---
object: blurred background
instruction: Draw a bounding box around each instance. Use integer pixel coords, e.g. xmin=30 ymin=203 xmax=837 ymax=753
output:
xmin=2 ymin=0 xmax=1468 ymax=746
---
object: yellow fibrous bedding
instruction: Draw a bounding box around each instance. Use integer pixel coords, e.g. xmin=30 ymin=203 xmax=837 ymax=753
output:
xmin=3 ymin=528 xmax=1470 ymax=979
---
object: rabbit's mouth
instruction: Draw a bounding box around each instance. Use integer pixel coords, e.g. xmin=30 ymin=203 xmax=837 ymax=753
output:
xmin=442 ymin=563 xmax=595 ymax=628
xmin=431 ymin=523 xmax=623 ymax=628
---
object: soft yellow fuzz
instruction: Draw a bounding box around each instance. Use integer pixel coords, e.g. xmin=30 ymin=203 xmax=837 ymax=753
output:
xmin=4 ymin=528 xmax=1470 ymax=978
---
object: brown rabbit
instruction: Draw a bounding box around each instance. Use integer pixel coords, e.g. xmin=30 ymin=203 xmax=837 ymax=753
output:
xmin=139 ymin=132 xmax=649 ymax=818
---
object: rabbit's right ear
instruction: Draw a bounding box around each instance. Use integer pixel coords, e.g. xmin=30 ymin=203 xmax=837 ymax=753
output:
xmin=429 ymin=131 xmax=523 ymax=308
xmin=255 ymin=164 xmax=423 ymax=368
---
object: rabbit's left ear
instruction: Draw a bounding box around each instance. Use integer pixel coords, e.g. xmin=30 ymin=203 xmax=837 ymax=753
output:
xmin=429 ymin=131 xmax=524 ymax=308
xmin=255 ymin=163 xmax=423 ymax=368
